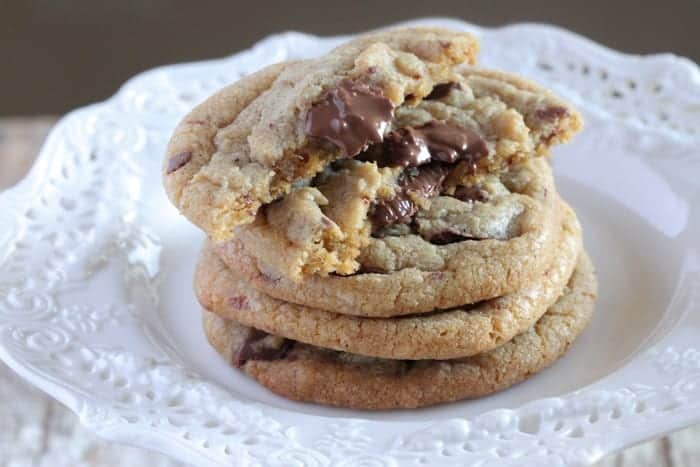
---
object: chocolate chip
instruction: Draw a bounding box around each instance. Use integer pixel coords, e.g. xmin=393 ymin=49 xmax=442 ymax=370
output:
xmin=366 ymin=127 xmax=431 ymax=168
xmin=418 ymin=121 xmax=487 ymax=164
xmin=357 ymin=265 xmax=388 ymax=274
xmin=369 ymin=196 xmax=415 ymax=229
xmin=166 ymin=151 xmax=193 ymax=174
xmin=370 ymin=163 xmax=449 ymax=230
xmin=304 ymin=79 xmax=394 ymax=157
xmin=425 ymin=82 xmax=462 ymax=100
xmin=234 ymin=329 xmax=293 ymax=367
xmin=453 ymin=186 xmax=490 ymax=203
xmin=426 ymin=230 xmax=471 ymax=245
xmin=360 ymin=121 xmax=487 ymax=168
xmin=403 ymin=163 xmax=450 ymax=197
xmin=535 ymin=106 xmax=568 ymax=121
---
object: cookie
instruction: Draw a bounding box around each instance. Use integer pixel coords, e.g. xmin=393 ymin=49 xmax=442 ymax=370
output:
xmin=196 ymin=201 xmax=581 ymax=359
xmin=215 ymin=158 xmax=565 ymax=317
xmin=164 ymin=28 xmax=480 ymax=241
xmin=164 ymin=28 xmax=582 ymax=261
xmin=202 ymin=252 xmax=597 ymax=409
xmin=227 ymin=65 xmax=582 ymax=280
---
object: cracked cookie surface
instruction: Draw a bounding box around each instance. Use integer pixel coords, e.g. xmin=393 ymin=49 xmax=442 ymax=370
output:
xmin=229 ymin=65 xmax=582 ymax=280
xmin=215 ymin=158 xmax=564 ymax=317
xmin=202 ymin=251 xmax=597 ymax=409
xmin=164 ymin=28 xmax=480 ymax=241
xmin=164 ymin=29 xmax=581 ymax=278
xmin=196 ymin=201 xmax=581 ymax=359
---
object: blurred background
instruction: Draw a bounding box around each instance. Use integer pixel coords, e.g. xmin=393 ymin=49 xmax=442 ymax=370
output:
xmin=2 ymin=0 xmax=699 ymax=116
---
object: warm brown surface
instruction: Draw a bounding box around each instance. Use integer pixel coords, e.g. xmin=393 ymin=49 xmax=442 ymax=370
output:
xmin=196 ymin=210 xmax=580 ymax=360
xmin=202 ymin=252 xmax=596 ymax=409
xmin=0 ymin=116 xmax=698 ymax=463
xmin=163 ymin=29 xmax=479 ymax=241
xmin=2 ymin=1 xmax=699 ymax=116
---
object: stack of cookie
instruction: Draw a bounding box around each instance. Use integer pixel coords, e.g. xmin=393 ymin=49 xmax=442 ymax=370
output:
xmin=164 ymin=28 xmax=598 ymax=409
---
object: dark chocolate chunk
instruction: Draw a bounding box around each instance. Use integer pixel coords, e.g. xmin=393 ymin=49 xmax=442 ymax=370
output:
xmin=369 ymin=196 xmax=415 ymax=229
xmin=166 ymin=151 xmax=193 ymax=174
xmin=234 ymin=328 xmax=293 ymax=367
xmin=373 ymin=127 xmax=431 ymax=168
xmin=402 ymin=163 xmax=449 ymax=197
xmin=426 ymin=230 xmax=471 ymax=245
xmin=535 ymin=106 xmax=569 ymax=121
xmin=454 ymin=186 xmax=490 ymax=203
xmin=359 ymin=121 xmax=488 ymax=169
xmin=363 ymin=121 xmax=488 ymax=230
xmin=416 ymin=121 xmax=487 ymax=164
xmin=304 ymin=79 xmax=394 ymax=157
xmin=425 ymin=82 xmax=462 ymax=100
xmin=370 ymin=163 xmax=449 ymax=230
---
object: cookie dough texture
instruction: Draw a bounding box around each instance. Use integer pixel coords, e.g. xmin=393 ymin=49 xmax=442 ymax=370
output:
xmin=213 ymin=159 xmax=564 ymax=317
xmin=164 ymin=28 xmax=480 ymax=241
xmin=211 ymin=65 xmax=582 ymax=280
xmin=202 ymin=252 xmax=597 ymax=409
xmin=163 ymin=26 xmax=580 ymax=267
xmin=196 ymin=201 xmax=581 ymax=359
xmin=163 ymin=27 xmax=595 ymax=411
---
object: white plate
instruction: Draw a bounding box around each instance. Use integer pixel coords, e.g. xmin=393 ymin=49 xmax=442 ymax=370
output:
xmin=2 ymin=18 xmax=700 ymax=467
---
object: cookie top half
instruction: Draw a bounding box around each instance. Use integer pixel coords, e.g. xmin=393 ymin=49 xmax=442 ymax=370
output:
xmin=164 ymin=28 xmax=481 ymax=240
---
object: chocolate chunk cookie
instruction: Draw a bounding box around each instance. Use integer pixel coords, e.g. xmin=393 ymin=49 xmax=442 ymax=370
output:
xmin=196 ymin=201 xmax=581 ymax=359
xmin=228 ymin=65 xmax=582 ymax=280
xmin=202 ymin=252 xmax=597 ymax=409
xmin=164 ymin=28 xmax=480 ymax=242
xmin=215 ymin=158 xmax=564 ymax=317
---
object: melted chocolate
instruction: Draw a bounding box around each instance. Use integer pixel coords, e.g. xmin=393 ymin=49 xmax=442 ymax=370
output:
xmin=370 ymin=163 xmax=449 ymax=229
xmin=376 ymin=127 xmax=431 ymax=167
xmin=426 ymin=231 xmax=477 ymax=245
xmin=416 ymin=121 xmax=488 ymax=164
xmin=304 ymin=79 xmax=394 ymax=157
xmin=166 ymin=151 xmax=193 ymax=174
xmin=234 ymin=329 xmax=293 ymax=367
xmin=425 ymin=82 xmax=462 ymax=100
xmin=402 ymin=163 xmax=450 ymax=197
xmin=361 ymin=121 xmax=488 ymax=168
xmin=369 ymin=197 xmax=415 ymax=228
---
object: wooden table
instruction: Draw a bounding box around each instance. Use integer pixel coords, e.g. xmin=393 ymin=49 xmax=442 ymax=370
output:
xmin=1 ymin=117 xmax=698 ymax=466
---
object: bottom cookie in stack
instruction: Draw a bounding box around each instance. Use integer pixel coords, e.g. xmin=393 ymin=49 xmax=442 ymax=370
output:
xmin=199 ymin=252 xmax=597 ymax=410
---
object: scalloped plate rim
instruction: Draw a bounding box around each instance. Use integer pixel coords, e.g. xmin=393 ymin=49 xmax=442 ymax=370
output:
xmin=1 ymin=17 xmax=700 ymax=467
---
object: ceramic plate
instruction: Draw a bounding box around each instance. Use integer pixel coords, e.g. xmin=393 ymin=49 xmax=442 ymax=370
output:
xmin=1 ymin=18 xmax=700 ymax=467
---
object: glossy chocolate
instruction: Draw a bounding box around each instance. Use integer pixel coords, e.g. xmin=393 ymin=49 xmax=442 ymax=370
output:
xmin=370 ymin=163 xmax=449 ymax=229
xmin=361 ymin=121 xmax=488 ymax=168
xmin=369 ymin=197 xmax=415 ymax=228
xmin=304 ymin=79 xmax=394 ymax=157
xmin=402 ymin=163 xmax=450 ymax=197
xmin=416 ymin=121 xmax=488 ymax=164
xmin=373 ymin=127 xmax=431 ymax=167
